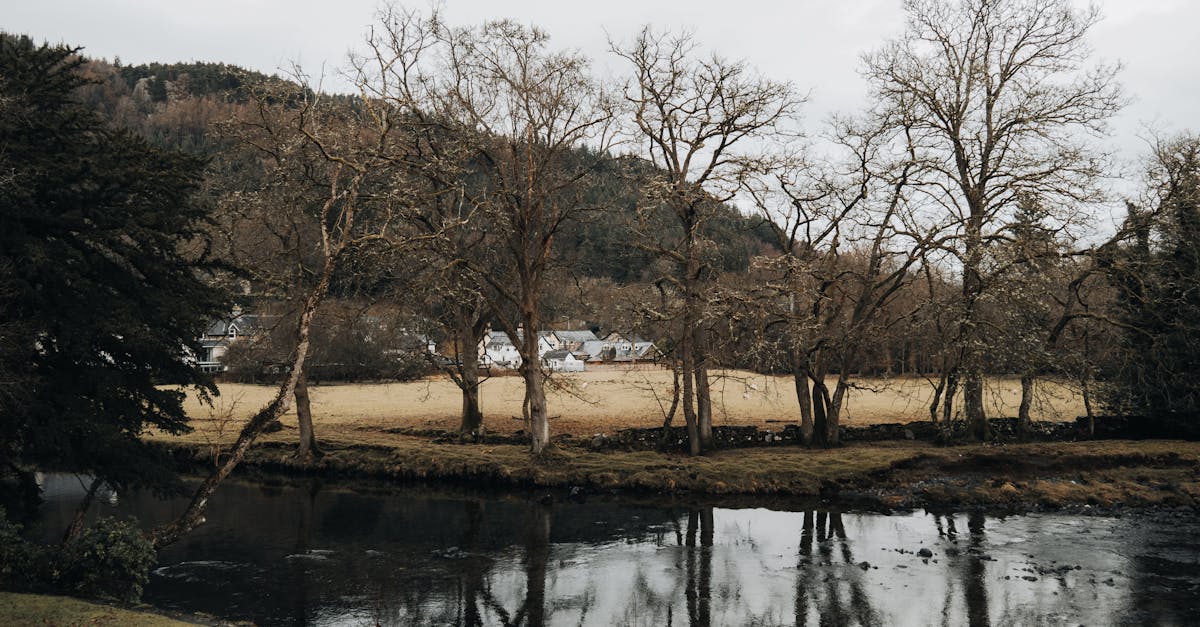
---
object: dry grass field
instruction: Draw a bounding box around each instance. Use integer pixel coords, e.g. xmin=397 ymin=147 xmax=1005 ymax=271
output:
xmin=177 ymin=368 xmax=1086 ymax=441
xmin=163 ymin=370 xmax=1200 ymax=509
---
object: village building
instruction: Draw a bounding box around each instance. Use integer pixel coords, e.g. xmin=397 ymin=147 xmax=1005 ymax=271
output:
xmin=475 ymin=327 xmax=649 ymax=371
xmin=542 ymin=349 xmax=585 ymax=372
xmin=478 ymin=329 xmax=555 ymax=369
xmin=196 ymin=307 xmax=270 ymax=372
xmin=552 ymin=329 xmax=599 ymax=351
xmin=578 ymin=333 xmax=659 ymax=364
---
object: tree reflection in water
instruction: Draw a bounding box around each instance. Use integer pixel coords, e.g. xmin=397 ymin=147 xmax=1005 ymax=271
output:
xmin=460 ymin=499 xmax=485 ymax=626
xmin=964 ymin=512 xmax=989 ymax=627
xmin=930 ymin=512 xmax=991 ymax=627
xmin=793 ymin=510 xmax=879 ymax=626
xmin=683 ymin=509 xmax=714 ymax=627
xmin=447 ymin=500 xmax=551 ymax=627
xmin=29 ymin=475 xmax=1200 ymax=626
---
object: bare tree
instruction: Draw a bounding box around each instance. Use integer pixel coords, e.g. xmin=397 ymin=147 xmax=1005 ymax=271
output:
xmin=612 ymin=28 xmax=802 ymax=454
xmin=744 ymin=117 xmax=936 ymax=446
xmin=863 ymin=0 xmax=1124 ymax=439
xmin=347 ymin=7 xmax=496 ymax=435
xmin=153 ymin=165 xmax=365 ymax=547
xmin=152 ymin=69 xmax=424 ymax=545
xmin=426 ymin=19 xmax=617 ymax=454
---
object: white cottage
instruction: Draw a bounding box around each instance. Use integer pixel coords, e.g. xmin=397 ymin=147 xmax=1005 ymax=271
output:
xmin=543 ymin=349 xmax=585 ymax=372
xmin=479 ymin=329 xmax=555 ymax=369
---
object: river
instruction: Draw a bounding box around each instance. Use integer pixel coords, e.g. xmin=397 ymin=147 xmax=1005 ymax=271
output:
xmin=29 ymin=473 xmax=1200 ymax=626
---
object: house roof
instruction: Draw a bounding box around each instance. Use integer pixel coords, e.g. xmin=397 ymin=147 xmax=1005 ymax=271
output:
xmin=578 ymin=340 xmax=608 ymax=361
xmin=204 ymin=313 xmax=270 ymax=338
xmin=543 ymin=349 xmax=573 ymax=360
xmin=633 ymin=341 xmax=656 ymax=357
xmin=603 ymin=331 xmax=651 ymax=345
xmin=555 ymin=330 xmax=598 ymax=343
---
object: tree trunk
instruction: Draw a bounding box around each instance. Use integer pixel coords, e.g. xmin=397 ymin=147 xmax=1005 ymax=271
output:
xmin=812 ymin=372 xmax=830 ymax=448
xmin=962 ymin=214 xmax=990 ymax=441
xmin=679 ymin=221 xmax=703 ymax=456
xmin=522 ymin=363 xmax=549 ymax=454
xmin=964 ymin=372 xmax=988 ymax=440
xmin=827 ymin=374 xmax=850 ymax=446
xmin=659 ymin=366 xmax=682 ymax=451
xmin=929 ymin=371 xmax=948 ymax=423
xmin=1082 ymin=377 xmax=1096 ymax=438
xmin=294 ymin=369 xmax=322 ymax=462
xmin=518 ymin=307 xmax=551 ymax=454
xmin=152 ymin=264 xmax=331 ymax=548
xmin=695 ymin=364 xmax=713 ymax=449
xmin=793 ymin=360 xmax=814 ymax=445
xmin=62 ymin=477 xmax=103 ymax=543
xmin=1017 ymin=373 xmax=1034 ymax=438
xmin=458 ymin=320 xmax=486 ymax=434
xmin=460 ymin=364 xmax=484 ymax=434
xmin=680 ymin=306 xmax=701 ymax=455
xmin=693 ymin=316 xmax=713 ymax=448
xmin=943 ymin=370 xmax=958 ymax=423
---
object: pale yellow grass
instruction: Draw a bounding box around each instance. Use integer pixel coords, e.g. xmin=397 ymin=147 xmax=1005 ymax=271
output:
xmin=177 ymin=368 xmax=1086 ymax=439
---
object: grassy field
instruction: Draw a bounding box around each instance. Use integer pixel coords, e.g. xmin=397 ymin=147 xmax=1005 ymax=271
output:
xmin=156 ymin=368 xmax=1199 ymax=509
xmin=177 ymin=368 xmax=1086 ymax=440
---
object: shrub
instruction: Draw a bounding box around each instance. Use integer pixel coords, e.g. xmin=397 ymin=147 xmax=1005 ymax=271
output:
xmin=57 ymin=517 xmax=156 ymax=603
xmin=0 ymin=507 xmax=41 ymax=591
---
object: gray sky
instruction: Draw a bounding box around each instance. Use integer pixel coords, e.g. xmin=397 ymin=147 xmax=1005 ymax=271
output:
xmin=7 ymin=0 xmax=1198 ymax=170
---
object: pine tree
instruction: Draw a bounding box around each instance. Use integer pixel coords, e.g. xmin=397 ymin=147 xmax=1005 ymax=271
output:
xmin=0 ymin=34 xmax=226 ymax=488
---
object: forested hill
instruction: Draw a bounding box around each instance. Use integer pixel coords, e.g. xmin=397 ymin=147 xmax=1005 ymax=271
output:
xmin=70 ymin=54 xmax=773 ymax=284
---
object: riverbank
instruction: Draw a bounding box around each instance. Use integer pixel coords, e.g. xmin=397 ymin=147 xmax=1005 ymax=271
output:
xmin=161 ymin=433 xmax=1200 ymax=512
xmin=0 ymin=591 xmax=202 ymax=626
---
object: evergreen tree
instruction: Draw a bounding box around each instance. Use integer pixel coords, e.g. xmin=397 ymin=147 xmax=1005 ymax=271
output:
xmin=1102 ymin=134 xmax=1200 ymax=419
xmin=0 ymin=34 xmax=226 ymax=488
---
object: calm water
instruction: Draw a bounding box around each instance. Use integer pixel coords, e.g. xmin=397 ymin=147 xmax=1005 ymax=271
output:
xmin=30 ymin=474 xmax=1200 ymax=626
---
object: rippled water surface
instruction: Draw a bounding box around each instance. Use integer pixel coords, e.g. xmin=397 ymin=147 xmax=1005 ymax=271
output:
xmin=32 ymin=474 xmax=1200 ymax=626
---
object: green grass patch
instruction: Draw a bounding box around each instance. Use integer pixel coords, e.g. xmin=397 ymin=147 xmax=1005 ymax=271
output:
xmin=0 ymin=592 xmax=190 ymax=626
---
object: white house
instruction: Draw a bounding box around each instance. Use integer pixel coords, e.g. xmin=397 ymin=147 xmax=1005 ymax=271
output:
xmin=480 ymin=330 xmax=521 ymax=368
xmin=578 ymin=333 xmax=659 ymax=364
xmin=543 ymin=349 xmax=585 ymax=372
xmin=479 ymin=329 xmax=555 ymax=369
xmin=553 ymin=329 xmax=599 ymax=351
xmin=196 ymin=308 xmax=270 ymax=372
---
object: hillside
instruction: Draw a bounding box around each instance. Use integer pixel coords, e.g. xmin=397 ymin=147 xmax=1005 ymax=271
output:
xmin=68 ymin=53 xmax=774 ymax=288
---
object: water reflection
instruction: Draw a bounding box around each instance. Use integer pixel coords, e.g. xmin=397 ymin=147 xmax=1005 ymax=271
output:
xmin=28 ymin=475 xmax=1200 ymax=626
xmin=963 ymin=512 xmax=988 ymax=627
xmin=790 ymin=510 xmax=876 ymax=626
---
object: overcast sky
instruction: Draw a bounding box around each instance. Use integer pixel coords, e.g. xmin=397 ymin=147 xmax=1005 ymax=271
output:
xmin=8 ymin=0 xmax=1198 ymax=178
